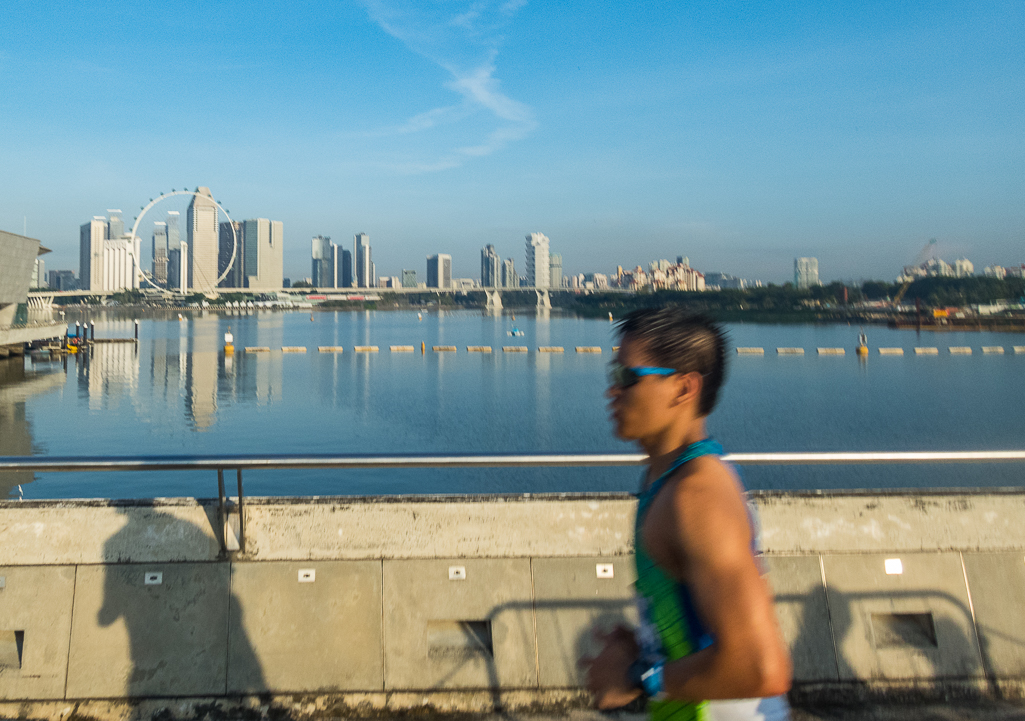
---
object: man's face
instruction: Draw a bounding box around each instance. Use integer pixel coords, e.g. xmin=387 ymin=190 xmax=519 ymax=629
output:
xmin=606 ymin=337 xmax=683 ymax=441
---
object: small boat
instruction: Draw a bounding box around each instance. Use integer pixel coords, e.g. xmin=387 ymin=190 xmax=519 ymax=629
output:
xmin=418 ymin=312 xmax=422 ymax=321
xmin=608 ymin=312 xmax=613 ymax=322
xmin=508 ymin=327 xmax=525 ymax=337
xmin=178 ymin=313 xmax=184 ymax=321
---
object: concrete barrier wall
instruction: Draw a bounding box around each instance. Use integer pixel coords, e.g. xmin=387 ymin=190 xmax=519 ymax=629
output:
xmin=1 ymin=491 xmax=1025 ymax=702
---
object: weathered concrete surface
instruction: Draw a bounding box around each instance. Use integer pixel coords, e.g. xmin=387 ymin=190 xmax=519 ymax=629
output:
xmin=383 ymin=558 xmax=536 ymax=690
xmin=755 ymin=492 xmax=1025 ymax=554
xmin=241 ymin=497 xmax=635 ymax=561
xmin=4 ymin=491 xmax=1025 ymax=567
xmin=963 ymin=552 xmax=1025 ymax=678
xmin=0 ymin=500 xmax=220 ymax=566
xmin=228 ymin=560 xmax=383 ymax=692
xmin=533 ymin=557 xmax=635 ymax=689
xmin=1 ymin=492 xmax=1025 ymax=712
xmin=66 ymin=563 xmax=230 ymax=698
xmin=821 ymin=553 xmax=983 ymax=682
xmin=0 ymin=565 xmax=76 ymax=699
xmin=5 ymin=698 xmax=1025 ymax=721
xmin=532 ymin=556 xmax=637 ymax=687
xmin=765 ymin=556 xmax=838 ymax=683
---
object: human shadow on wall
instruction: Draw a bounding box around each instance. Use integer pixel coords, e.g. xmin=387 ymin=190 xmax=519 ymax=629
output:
xmin=96 ymin=505 xmax=265 ymax=698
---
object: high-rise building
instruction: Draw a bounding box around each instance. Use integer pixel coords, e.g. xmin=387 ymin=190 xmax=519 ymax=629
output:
xmin=525 ymin=232 xmax=550 ymax=288
xmin=107 ymin=210 xmax=124 ymax=240
xmin=168 ymin=242 xmax=188 ymax=293
xmin=481 ymin=244 xmax=501 ymax=287
xmin=187 ymin=187 xmax=219 ymax=293
xmin=426 ymin=254 xmax=452 ymax=289
xmin=102 ymin=237 xmax=139 ymax=291
xmin=402 ymin=269 xmax=417 ymax=288
xmin=339 ymin=249 xmax=353 ymax=288
xmin=549 ymin=253 xmax=562 ymax=290
xmin=502 ymin=258 xmax=517 ymax=288
xmin=166 ymin=211 xmax=181 ymax=251
xmin=31 ymin=258 xmax=45 ymax=288
xmin=48 ymin=270 xmax=76 ymax=291
xmin=152 ymin=222 xmax=168 ymax=287
xmin=168 ymin=249 xmax=181 ymax=290
xmin=794 ymin=257 xmax=819 ymax=289
xmin=312 ymin=235 xmax=337 ymax=288
xmin=241 ymin=219 xmax=284 ymax=290
xmin=217 ymin=221 xmax=244 ymax=288
xmin=79 ymin=216 xmax=107 ymax=290
xmin=954 ymin=258 xmax=974 ymax=278
xmin=354 ymin=233 xmax=371 ymax=288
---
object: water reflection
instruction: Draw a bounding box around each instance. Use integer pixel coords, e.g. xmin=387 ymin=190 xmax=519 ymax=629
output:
xmin=13 ymin=309 xmax=1025 ymax=498
xmin=0 ymin=357 xmax=64 ymax=498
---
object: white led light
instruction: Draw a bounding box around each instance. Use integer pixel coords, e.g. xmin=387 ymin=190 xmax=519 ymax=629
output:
xmin=884 ymin=558 xmax=903 ymax=575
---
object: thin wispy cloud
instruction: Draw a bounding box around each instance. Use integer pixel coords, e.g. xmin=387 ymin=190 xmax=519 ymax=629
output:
xmin=359 ymin=0 xmax=537 ymax=173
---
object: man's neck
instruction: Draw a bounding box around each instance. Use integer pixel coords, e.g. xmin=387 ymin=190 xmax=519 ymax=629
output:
xmin=641 ymin=417 xmax=710 ymax=483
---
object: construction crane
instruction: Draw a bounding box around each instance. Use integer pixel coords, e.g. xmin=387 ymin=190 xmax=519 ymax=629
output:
xmin=893 ymin=239 xmax=937 ymax=306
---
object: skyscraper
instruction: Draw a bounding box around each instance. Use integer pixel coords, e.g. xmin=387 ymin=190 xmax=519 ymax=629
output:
xmin=525 ymin=232 xmax=550 ymax=288
xmin=168 ymin=244 xmax=187 ymax=293
xmin=794 ymin=257 xmax=819 ymax=289
xmin=354 ymin=233 xmax=371 ymax=288
xmin=339 ymin=249 xmax=353 ymax=288
xmin=102 ymin=237 xmax=139 ymax=291
xmin=502 ymin=258 xmax=517 ymax=288
xmin=187 ymin=188 xmax=219 ymax=293
xmin=152 ymin=222 xmax=168 ymax=287
xmin=426 ymin=254 xmax=452 ymax=289
xmin=107 ymin=210 xmax=124 ymax=240
xmin=166 ymin=211 xmax=181 ymax=251
xmin=79 ymin=217 xmax=107 ymax=290
xmin=312 ymin=235 xmax=337 ymax=288
xmin=549 ymin=253 xmax=563 ymax=289
xmin=242 ymin=219 xmax=284 ymax=290
xmin=481 ymin=244 xmax=501 ymax=287
xmin=31 ymin=258 xmax=45 ymax=288
xmin=218 ymin=221 xmax=243 ymax=288
xmin=402 ymin=269 xmax=417 ymax=288
xmin=48 ymin=270 xmax=76 ymax=291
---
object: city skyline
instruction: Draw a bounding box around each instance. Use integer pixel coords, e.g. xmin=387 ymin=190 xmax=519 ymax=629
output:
xmin=2 ymin=3 xmax=1023 ymax=282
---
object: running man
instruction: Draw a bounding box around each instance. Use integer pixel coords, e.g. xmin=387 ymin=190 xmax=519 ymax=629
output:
xmin=585 ymin=308 xmax=792 ymax=721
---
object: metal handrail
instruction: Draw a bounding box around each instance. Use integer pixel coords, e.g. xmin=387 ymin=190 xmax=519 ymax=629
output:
xmin=2 ymin=450 xmax=1025 ymax=473
xmin=4 ymin=450 xmax=1025 ymax=554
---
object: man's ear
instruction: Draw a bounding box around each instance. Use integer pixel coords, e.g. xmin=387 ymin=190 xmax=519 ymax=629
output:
xmin=674 ymin=372 xmax=703 ymax=407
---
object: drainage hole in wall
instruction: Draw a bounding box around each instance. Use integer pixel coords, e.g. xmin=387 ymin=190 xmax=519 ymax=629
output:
xmin=871 ymin=613 xmax=937 ymax=649
xmin=0 ymin=631 xmax=24 ymax=669
xmin=427 ymin=620 xmax=493 ymax=658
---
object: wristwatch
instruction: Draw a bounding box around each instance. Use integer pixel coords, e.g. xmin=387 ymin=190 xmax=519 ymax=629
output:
xmin=628 ymin=658 xmax=666 ymax=699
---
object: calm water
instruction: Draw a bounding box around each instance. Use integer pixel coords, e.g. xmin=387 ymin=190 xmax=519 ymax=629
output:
xmin=3 ymin=309 xmax=1025 ymax=500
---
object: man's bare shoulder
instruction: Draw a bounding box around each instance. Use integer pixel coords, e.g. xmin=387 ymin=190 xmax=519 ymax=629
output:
xmin=666 ymin=455 xmax=754 ymax=559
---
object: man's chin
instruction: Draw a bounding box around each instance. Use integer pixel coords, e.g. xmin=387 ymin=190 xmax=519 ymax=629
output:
xmin=610 ymin=421 xmax=635 ymax=441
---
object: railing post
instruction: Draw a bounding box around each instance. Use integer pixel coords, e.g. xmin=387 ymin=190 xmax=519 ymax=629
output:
xmin=217 ymin=468 xmax=227 ymax=554
xmin=236 ymin=468 xmax=245 ymax=553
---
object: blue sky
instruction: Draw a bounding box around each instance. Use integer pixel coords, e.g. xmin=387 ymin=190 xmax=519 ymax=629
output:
xmin=1 ymin=1 xmax=1022 ymax=283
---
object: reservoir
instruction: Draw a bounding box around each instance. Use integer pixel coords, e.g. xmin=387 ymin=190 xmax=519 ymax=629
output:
xmin=3 ymin=308 xmax=1025 ymax=499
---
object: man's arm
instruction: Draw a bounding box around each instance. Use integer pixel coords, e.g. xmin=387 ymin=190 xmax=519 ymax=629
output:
xmin=657 ymin=457 xmax=791 ymax=701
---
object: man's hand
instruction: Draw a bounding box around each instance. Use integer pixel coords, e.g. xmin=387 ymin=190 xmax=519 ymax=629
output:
xmin=582 ymin=625 xmax=644 ymax=710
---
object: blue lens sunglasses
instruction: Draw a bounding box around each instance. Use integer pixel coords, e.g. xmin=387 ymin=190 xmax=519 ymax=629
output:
xmin=608 ymin=362 xmax=677 ymax=389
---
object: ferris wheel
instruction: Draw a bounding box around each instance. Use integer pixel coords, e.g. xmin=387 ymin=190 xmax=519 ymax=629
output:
xmin=129 ymin=189 xmax=238 ymax=291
